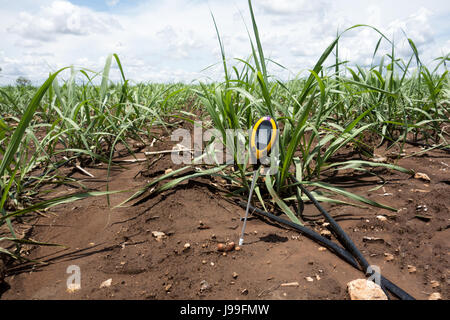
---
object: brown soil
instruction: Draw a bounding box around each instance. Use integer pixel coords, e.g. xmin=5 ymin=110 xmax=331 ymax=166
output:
xmin=0 ymin=128 xmax=449 ymax=300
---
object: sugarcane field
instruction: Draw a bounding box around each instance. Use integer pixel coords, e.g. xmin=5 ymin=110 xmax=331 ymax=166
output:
xmin=0 ymin=0 xmax=449 ymax=302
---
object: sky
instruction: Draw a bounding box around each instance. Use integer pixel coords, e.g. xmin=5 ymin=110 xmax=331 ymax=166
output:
xmin=0 ymin=0 xmax=449 ymax=85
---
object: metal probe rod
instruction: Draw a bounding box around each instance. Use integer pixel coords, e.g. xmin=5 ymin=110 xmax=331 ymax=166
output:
xmin=239 ymin=169 xmax=258 ymax=246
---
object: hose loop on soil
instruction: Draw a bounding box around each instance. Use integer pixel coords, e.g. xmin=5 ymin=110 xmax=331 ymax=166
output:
xmin=237 ymin=201 xmax=415 ymax=300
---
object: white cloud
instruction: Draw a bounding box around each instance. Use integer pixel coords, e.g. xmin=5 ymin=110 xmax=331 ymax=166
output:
xmin=388 ymin=7 xmax=434 ymax=47
xmin=258 ymin=0 xmax=326 ymax=16
xmin=155 ymin=25 xmax=204 ymax=59
xmin=0 ymin=0 xmax=448 ymax=85
xmin=8 ymin=1 xmax=121 ymax=42
xmin=106 ymin=0 xmax=120 ymax=7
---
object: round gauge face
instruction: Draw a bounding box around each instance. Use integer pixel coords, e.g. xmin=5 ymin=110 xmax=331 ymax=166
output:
xmin=256 ymin=120 xmax=273 ymax=150
xmin=251 ymin=116 xmax=277 ymax=161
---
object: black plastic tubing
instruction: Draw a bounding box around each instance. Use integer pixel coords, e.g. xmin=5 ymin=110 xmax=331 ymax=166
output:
xmin=238 ymin=201 xmax=415 ymax=300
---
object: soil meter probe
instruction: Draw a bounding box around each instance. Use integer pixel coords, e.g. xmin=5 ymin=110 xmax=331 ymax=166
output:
xmin=239 ymin=116 xmax=278 ymax=246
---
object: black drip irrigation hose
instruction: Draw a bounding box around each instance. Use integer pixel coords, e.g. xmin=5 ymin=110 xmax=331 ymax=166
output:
xmin=291 ymin=176 xmax=415 ymax=300
xmin=291 ymin=178 xmax=372 ymax=270
xmin=237 ymin=201 xmax=415 ymax=300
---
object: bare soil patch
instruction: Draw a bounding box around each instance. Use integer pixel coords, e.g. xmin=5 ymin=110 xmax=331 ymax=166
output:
xmin=1 ymin=127 xmax=449 ymax=300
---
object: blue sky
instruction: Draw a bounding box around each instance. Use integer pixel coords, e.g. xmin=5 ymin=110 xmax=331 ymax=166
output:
xmin=0 ymin=0 xmax=449 ymax=85
xmin=69 ymin=0 xmax=147 ymax=11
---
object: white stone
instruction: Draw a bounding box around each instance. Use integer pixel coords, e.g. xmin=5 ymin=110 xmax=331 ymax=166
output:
xmin=428 ymin=292 xmax=442 ymax=300
xmin=347 ymin=279 xmax=388 ymax=300
xmin=100 ymin=278 xmax=112 ymax=288
xmin=152 ymin=231 xmax=166 ymax=241
xmin=281 ymin=282 xmax=299 ymax=287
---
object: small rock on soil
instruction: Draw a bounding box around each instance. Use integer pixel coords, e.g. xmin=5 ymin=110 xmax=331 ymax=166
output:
xmin=347 ymin=279 xmax=388 ymax=300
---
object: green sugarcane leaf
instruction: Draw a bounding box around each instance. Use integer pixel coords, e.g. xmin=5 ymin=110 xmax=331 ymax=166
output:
xmin=265 ymin=172 xmax=303 ymax=225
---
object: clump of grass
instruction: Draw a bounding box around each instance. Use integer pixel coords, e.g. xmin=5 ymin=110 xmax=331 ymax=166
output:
xmin=128 ymin=0 xmax=447 ymax=225
xmin=0 ymin=55 xmax=186 ymax=262
xmin=0 ymin=0 xmax=448 ymax=263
